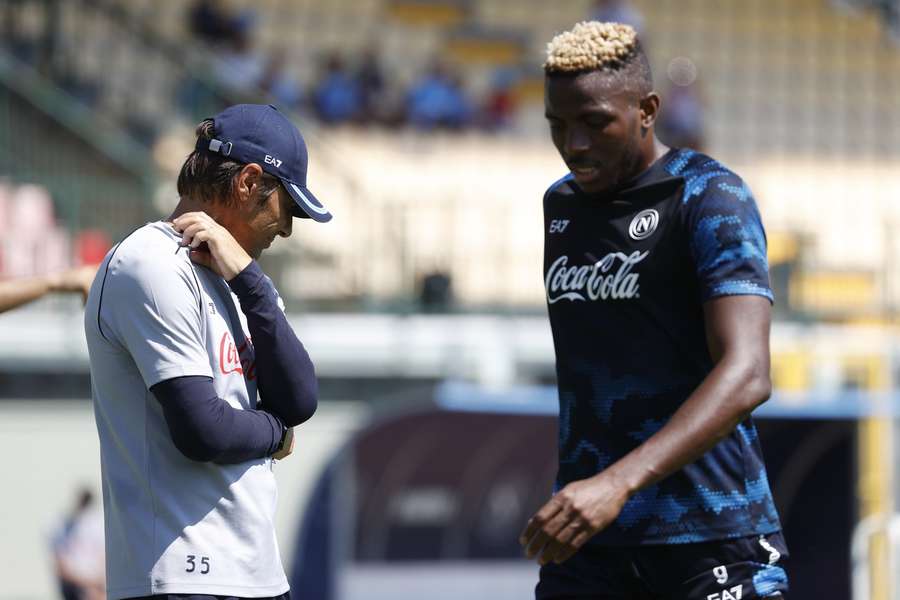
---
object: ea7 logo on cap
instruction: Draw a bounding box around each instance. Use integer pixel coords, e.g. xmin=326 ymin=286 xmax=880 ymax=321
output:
xmin=265 ymin=155 xmax=283 ymax=168
xmin=628 ymin=209 xmax=659 ymax=240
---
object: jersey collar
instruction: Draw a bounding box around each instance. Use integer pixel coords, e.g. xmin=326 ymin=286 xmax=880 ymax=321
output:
xmin=614 ymin=148 xmax=684 ymax=197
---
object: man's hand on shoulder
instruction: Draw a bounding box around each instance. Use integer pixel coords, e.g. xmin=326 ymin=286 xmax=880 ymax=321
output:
xmin=519 ymin=471 xmax=631 ymax=566
xmin=172 ymin=212 xmax=251 ymax=280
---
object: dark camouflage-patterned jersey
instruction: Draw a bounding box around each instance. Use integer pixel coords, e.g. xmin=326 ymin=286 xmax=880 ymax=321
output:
xmin=543 ymin=148 xmax=782 ymax=545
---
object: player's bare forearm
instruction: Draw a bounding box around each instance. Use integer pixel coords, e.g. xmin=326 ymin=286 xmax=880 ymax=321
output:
xmin=0 ymin=276 xmax=53 ymax=313
xmin=606 ymin=295 xmax=772 ymax=496
xmin=521 ymin=295 xmax=772 ymax=565
xmin=0 ymin=266 xmax=97 ymax=313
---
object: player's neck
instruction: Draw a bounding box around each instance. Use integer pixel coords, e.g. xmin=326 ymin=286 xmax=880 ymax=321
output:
xmin=651 ymin=139 xmax=670 ymax=165
xmin=167 ymin=197 xmax=225 ymax=224
xmin=619 ymin=138 xmax=670 ymax=187
xmin=637 ymin=138 xmax=669 ymax=174
xmin=602 ymin=138 xmax=670 ymax=196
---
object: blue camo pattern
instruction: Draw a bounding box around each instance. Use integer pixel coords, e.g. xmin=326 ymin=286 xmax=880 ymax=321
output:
xmin=753 ymin=563 xmax=790 ymax=596
xmin=665 ymin=149 xmax=774 ymax=303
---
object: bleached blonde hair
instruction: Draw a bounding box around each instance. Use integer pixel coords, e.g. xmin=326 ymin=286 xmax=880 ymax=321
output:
xmin=544 ymin=21 xmax=652 ymax=94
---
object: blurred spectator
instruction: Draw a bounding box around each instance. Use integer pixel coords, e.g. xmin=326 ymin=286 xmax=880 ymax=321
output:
xmin=354 ymin=47 xmax=387 ymax=123
xmin=211 ymin=24 xmax=266 ymax=100
xmin=259 ymin=48 xmax=304 ymax=110
xmin=407 ymin=61 xmax=473 ymax=130
xmin=0 ymin=264 xmax=98 ymax=313
xmin=481 ymin=67 xmax=519 ymax=131
xmin=589 ymin=0 xmax=645 ymax=35
xmin=188 ymin=0 xmax=240 ymax=46
xmin=312 ymin=53 xmax=363 ymax=124
xmin=50 ymin=488 xmax=105 ymax=600
xmin=656 ymin=57 xmax=706 ymax=151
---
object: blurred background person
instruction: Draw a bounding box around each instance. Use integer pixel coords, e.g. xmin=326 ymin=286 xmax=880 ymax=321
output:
xmin=655 ymin=57 xmax=706 ymax=151
xmin=188 ymin=0 xmax=240 ymax=47
xmin=480 ymin=67 xmax=519 ymax=132
xmin=313 ymin=52 xmax=363 ymax=125
xmin=49 ymin=487 xmax=104 ymax=600
xmin=211 ymin=20 xmax=266 ymax=103
xmin=0 ymin=265 xmax=97 ymax=313
xmin=406 ymin=60 xmax=473 ymax=130
xmin=259 ymin=48 xmax=304 ymax=110
xmin=354 ymin=46 xmax=387 ymax=124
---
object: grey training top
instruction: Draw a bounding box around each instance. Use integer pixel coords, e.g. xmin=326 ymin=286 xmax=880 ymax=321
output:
xmin=84 ymin=222 xmax=288 ymax=599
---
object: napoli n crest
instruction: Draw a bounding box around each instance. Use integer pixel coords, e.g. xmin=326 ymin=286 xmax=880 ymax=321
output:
xmin=628 ymin=209 xmax=659 ymax=241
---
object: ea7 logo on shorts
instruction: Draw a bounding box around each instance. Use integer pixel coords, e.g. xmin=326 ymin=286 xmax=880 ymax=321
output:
xmin=707 ymin=585 xmax=743 ymax=600
xmin=265 ymin=155 xmax=283 ymax=168
xmin=628 ymin=209 xmax=659 ymax=240
xmin=549 ymin=219 xmax=570 ymax=234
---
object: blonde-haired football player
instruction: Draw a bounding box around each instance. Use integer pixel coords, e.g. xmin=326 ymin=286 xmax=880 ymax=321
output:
xmin=520 ymin=22 xmax=789 ymax=599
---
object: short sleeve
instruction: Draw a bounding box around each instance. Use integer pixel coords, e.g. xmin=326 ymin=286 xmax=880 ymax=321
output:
xmin=101 ymin=252 xmax=213 ymax=388
xmin=683 ymin=172 xmax=773 ymax=303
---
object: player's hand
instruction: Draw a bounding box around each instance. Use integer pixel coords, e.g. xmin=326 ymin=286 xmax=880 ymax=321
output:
xmin=272 ymin=427 xmax=295 ymax=460
xmin=172 ymin=212 xmax=251 ymax=280
xmin=519 ymin=473 xmax=630 ymax=566
xmin=50 ymin=264 xmax=99 ymax=303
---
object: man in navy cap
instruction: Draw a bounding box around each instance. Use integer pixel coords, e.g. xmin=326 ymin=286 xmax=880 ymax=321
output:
xmin=84 ymin=104 xmax=331 ymax=600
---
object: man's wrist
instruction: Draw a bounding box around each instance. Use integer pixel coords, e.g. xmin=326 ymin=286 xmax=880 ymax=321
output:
xmin=598 ymin=461 xmax=644 ymax=501
xmin=223 ymin=256 xmax=252 ymax=281
xmin=227 ymin=260 xmax=264 ymax=294
xmin=272 ymin=426 xmax=294 ymax=460
xmin=273 ymin=424 xmax=289 ymax=455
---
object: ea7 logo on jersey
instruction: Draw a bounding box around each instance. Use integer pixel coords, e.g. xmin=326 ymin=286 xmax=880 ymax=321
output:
xmin=707 ymin=586 xmax=743 ymax=600
xmin=264 ymin=155 xmax=283 ymax=168
xmin=549 ymin=219 xmax=570 ymax=233
xmin=629 ymin=209 xmax=659 ymax=240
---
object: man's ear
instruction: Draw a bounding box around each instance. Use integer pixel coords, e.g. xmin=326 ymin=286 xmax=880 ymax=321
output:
xmin=234 ymin=163 xmax=265 ymax=205
xmin=639 ymin=92 xmax=661 ymax=129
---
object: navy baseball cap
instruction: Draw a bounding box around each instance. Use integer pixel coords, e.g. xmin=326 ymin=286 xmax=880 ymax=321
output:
xmin=195 ymin=104 xmax=332 ymax=222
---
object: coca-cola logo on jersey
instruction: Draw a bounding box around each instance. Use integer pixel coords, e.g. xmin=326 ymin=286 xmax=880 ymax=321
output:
xmin=545 ymin=251 xmax=648 ymax=303
xmin=219 ymin=331 xmax=256 ymax=379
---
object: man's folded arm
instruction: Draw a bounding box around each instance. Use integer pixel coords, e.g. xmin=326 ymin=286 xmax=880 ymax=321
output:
xmin=228 ymin=261 xmax=318 ymax=426
xmin=150 ymin=375 xmax=284 ymax=464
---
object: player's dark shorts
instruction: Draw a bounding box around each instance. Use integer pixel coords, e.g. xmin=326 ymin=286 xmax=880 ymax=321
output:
xmin=536 ymin=531 xmax=788 ymax=600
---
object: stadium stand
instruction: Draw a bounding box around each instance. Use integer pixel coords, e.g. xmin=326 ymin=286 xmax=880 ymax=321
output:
xmin=0 ymin=0 xmax=898 ymax=318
